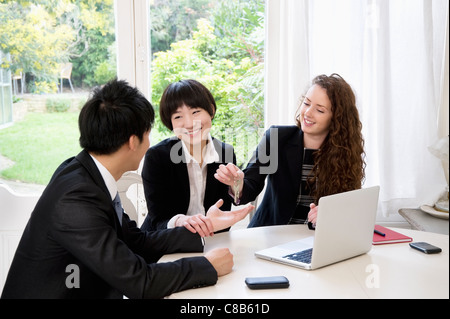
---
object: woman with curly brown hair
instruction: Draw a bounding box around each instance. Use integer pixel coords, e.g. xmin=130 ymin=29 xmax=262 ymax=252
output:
xmin=215 ymin=73 xmax=366 ymax=227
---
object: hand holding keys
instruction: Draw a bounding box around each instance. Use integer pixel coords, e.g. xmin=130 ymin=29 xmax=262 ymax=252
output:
xmin=214 ymin=163 xmax=244 ymax=204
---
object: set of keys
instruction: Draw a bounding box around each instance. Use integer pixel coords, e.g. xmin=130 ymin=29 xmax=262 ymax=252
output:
xmin=233 ymin=177 xmax=241 ymax=204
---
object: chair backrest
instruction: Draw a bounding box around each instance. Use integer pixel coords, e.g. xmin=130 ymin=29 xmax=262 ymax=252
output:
xmin=117 ymin=171 xmax=148 ymax=226
xmin=12 ymin=71 xmax=22 ymax=81
xmin=60 ymin=63 xmax=73 ymax=79
xmin=0 ymin=184 xmax=40 ymax=231
xmin=0 ymin=184 xmax=41 ymax=291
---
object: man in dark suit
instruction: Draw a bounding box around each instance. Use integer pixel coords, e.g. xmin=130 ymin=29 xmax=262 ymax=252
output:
xmin=1 ymin=79 xmax=252 ymax=299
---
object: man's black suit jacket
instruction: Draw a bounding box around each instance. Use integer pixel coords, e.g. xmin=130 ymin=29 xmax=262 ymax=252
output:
xmin=140 ymin=137 xmax=236 ymax=231
xmin=1 ymin=150 xmax=217 ymax=299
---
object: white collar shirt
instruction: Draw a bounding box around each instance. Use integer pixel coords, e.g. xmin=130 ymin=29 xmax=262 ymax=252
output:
xmin=166 ymin=134 xmax=219 ymax=228
xmin=90 ymin=154 xmax=117 ymax=201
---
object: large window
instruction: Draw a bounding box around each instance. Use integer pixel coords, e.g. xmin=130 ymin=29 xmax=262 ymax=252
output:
xmin=0 ymin=0 xmax=264 ymax=190
xmin=0 ymin=0 xmax=117 ymax=187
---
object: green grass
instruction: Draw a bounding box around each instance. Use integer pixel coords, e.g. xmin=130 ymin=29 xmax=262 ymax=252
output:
xmin=0 ymin=112 xmax=81 ymax=185
xmin=0 ymin=111 xmax=260 ymax=185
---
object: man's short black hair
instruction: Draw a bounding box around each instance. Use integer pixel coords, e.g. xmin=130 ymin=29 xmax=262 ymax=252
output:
xmin=79 ymin=79 xmax=155 ymax=155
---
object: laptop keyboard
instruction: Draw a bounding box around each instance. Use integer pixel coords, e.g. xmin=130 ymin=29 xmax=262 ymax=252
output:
xmin=283 ymin=248 xmax=313 ymax=263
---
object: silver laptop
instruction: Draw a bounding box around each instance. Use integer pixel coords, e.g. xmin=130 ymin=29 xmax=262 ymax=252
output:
xmin=255 ymin=186 xmax=380 ymax=270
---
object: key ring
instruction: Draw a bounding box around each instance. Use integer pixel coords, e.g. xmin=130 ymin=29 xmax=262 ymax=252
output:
xmin=233 ymin=177 xmax=242 ymax=205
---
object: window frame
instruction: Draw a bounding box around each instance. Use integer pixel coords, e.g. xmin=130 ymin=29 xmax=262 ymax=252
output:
xmin=114 ymin=0 xmax=151 ymax=226
xmin=114 ymin=0 xmax=151 ymax=99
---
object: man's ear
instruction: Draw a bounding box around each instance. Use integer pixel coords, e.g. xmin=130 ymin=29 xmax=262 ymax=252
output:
xmin=128 ymin=135 xmax=138 ymax=151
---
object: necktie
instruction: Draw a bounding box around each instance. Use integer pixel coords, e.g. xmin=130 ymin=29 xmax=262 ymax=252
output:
xmin=113 ymin=192 xmax=123 ymax=226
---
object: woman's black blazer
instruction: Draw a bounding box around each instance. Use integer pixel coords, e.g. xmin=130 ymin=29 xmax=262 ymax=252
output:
xmin=240 ymin=125 xmax=305 ymax=227
xmin=140 ymin=137 xmax=236 ymax=231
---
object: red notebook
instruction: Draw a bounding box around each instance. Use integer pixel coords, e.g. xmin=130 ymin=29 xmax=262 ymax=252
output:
xmin=372 ymin=225 xmax=413 ymax=245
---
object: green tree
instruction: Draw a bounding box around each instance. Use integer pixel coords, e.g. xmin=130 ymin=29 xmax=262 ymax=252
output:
xmin=0 ymin=1 xmax=74 ymax=92
xmin=211 ymin=0 xmax=264 ymax=64
xmin=150 ymin=0 xmax=216 ymax=55
xmin=0 ymin=0 xmax=115 ymax=91
xmin=67 ymin=0 xmax=116 ymax=87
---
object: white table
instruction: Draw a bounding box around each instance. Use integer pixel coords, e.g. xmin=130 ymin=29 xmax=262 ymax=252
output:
xmin=160 ymin=225 xmax=449 ymax=299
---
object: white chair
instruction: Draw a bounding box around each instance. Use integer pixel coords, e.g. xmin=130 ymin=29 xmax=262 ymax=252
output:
xmin=59 ymin=62 xmax=75 ymax=93
xmin=12 ymin=71 xmax=24 ymax=95
xmin=0 ymin=184 xmax=40 ymax=292
xmin=117 ymin=171 xmax=148 ymax=227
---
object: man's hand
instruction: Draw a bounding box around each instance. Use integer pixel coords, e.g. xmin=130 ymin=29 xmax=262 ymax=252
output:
xmin=206 ymin=199 xmax=254 ymax=233
xmin=205 ymin=248 xmax=234 ymax=277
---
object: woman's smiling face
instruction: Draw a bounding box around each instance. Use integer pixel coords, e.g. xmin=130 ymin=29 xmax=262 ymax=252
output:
xmin=171 ymin=104 xmax=213 ymax=147
xmin=299 ymin=84 xmax=333 ymax=146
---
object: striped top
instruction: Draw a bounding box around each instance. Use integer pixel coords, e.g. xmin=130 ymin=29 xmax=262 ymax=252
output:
xmin=289 ymin=148 xmax=317 ymax=224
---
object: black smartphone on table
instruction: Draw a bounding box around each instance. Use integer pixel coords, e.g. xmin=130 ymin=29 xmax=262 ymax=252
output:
xmin=245 ymin=276 xmax=290 ymax=289
xmin=409 ymin=242 xmax=442 ymax=254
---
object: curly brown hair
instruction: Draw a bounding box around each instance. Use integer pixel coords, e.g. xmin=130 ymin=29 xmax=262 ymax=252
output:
xmin=295 ymin=73 xmax=366 ymax=203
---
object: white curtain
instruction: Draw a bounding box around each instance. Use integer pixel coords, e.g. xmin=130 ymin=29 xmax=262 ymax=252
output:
xmin=265 ymin=0 xmax=449 ymax=219
xmin=264 ymin=0 xmax=310 ymax=128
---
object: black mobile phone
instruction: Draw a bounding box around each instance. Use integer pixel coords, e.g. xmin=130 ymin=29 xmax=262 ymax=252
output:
xmin=409 ymin=242 xmax=442 ymax=254
xmin=245 ymin=276 xmax=290 ymax=289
